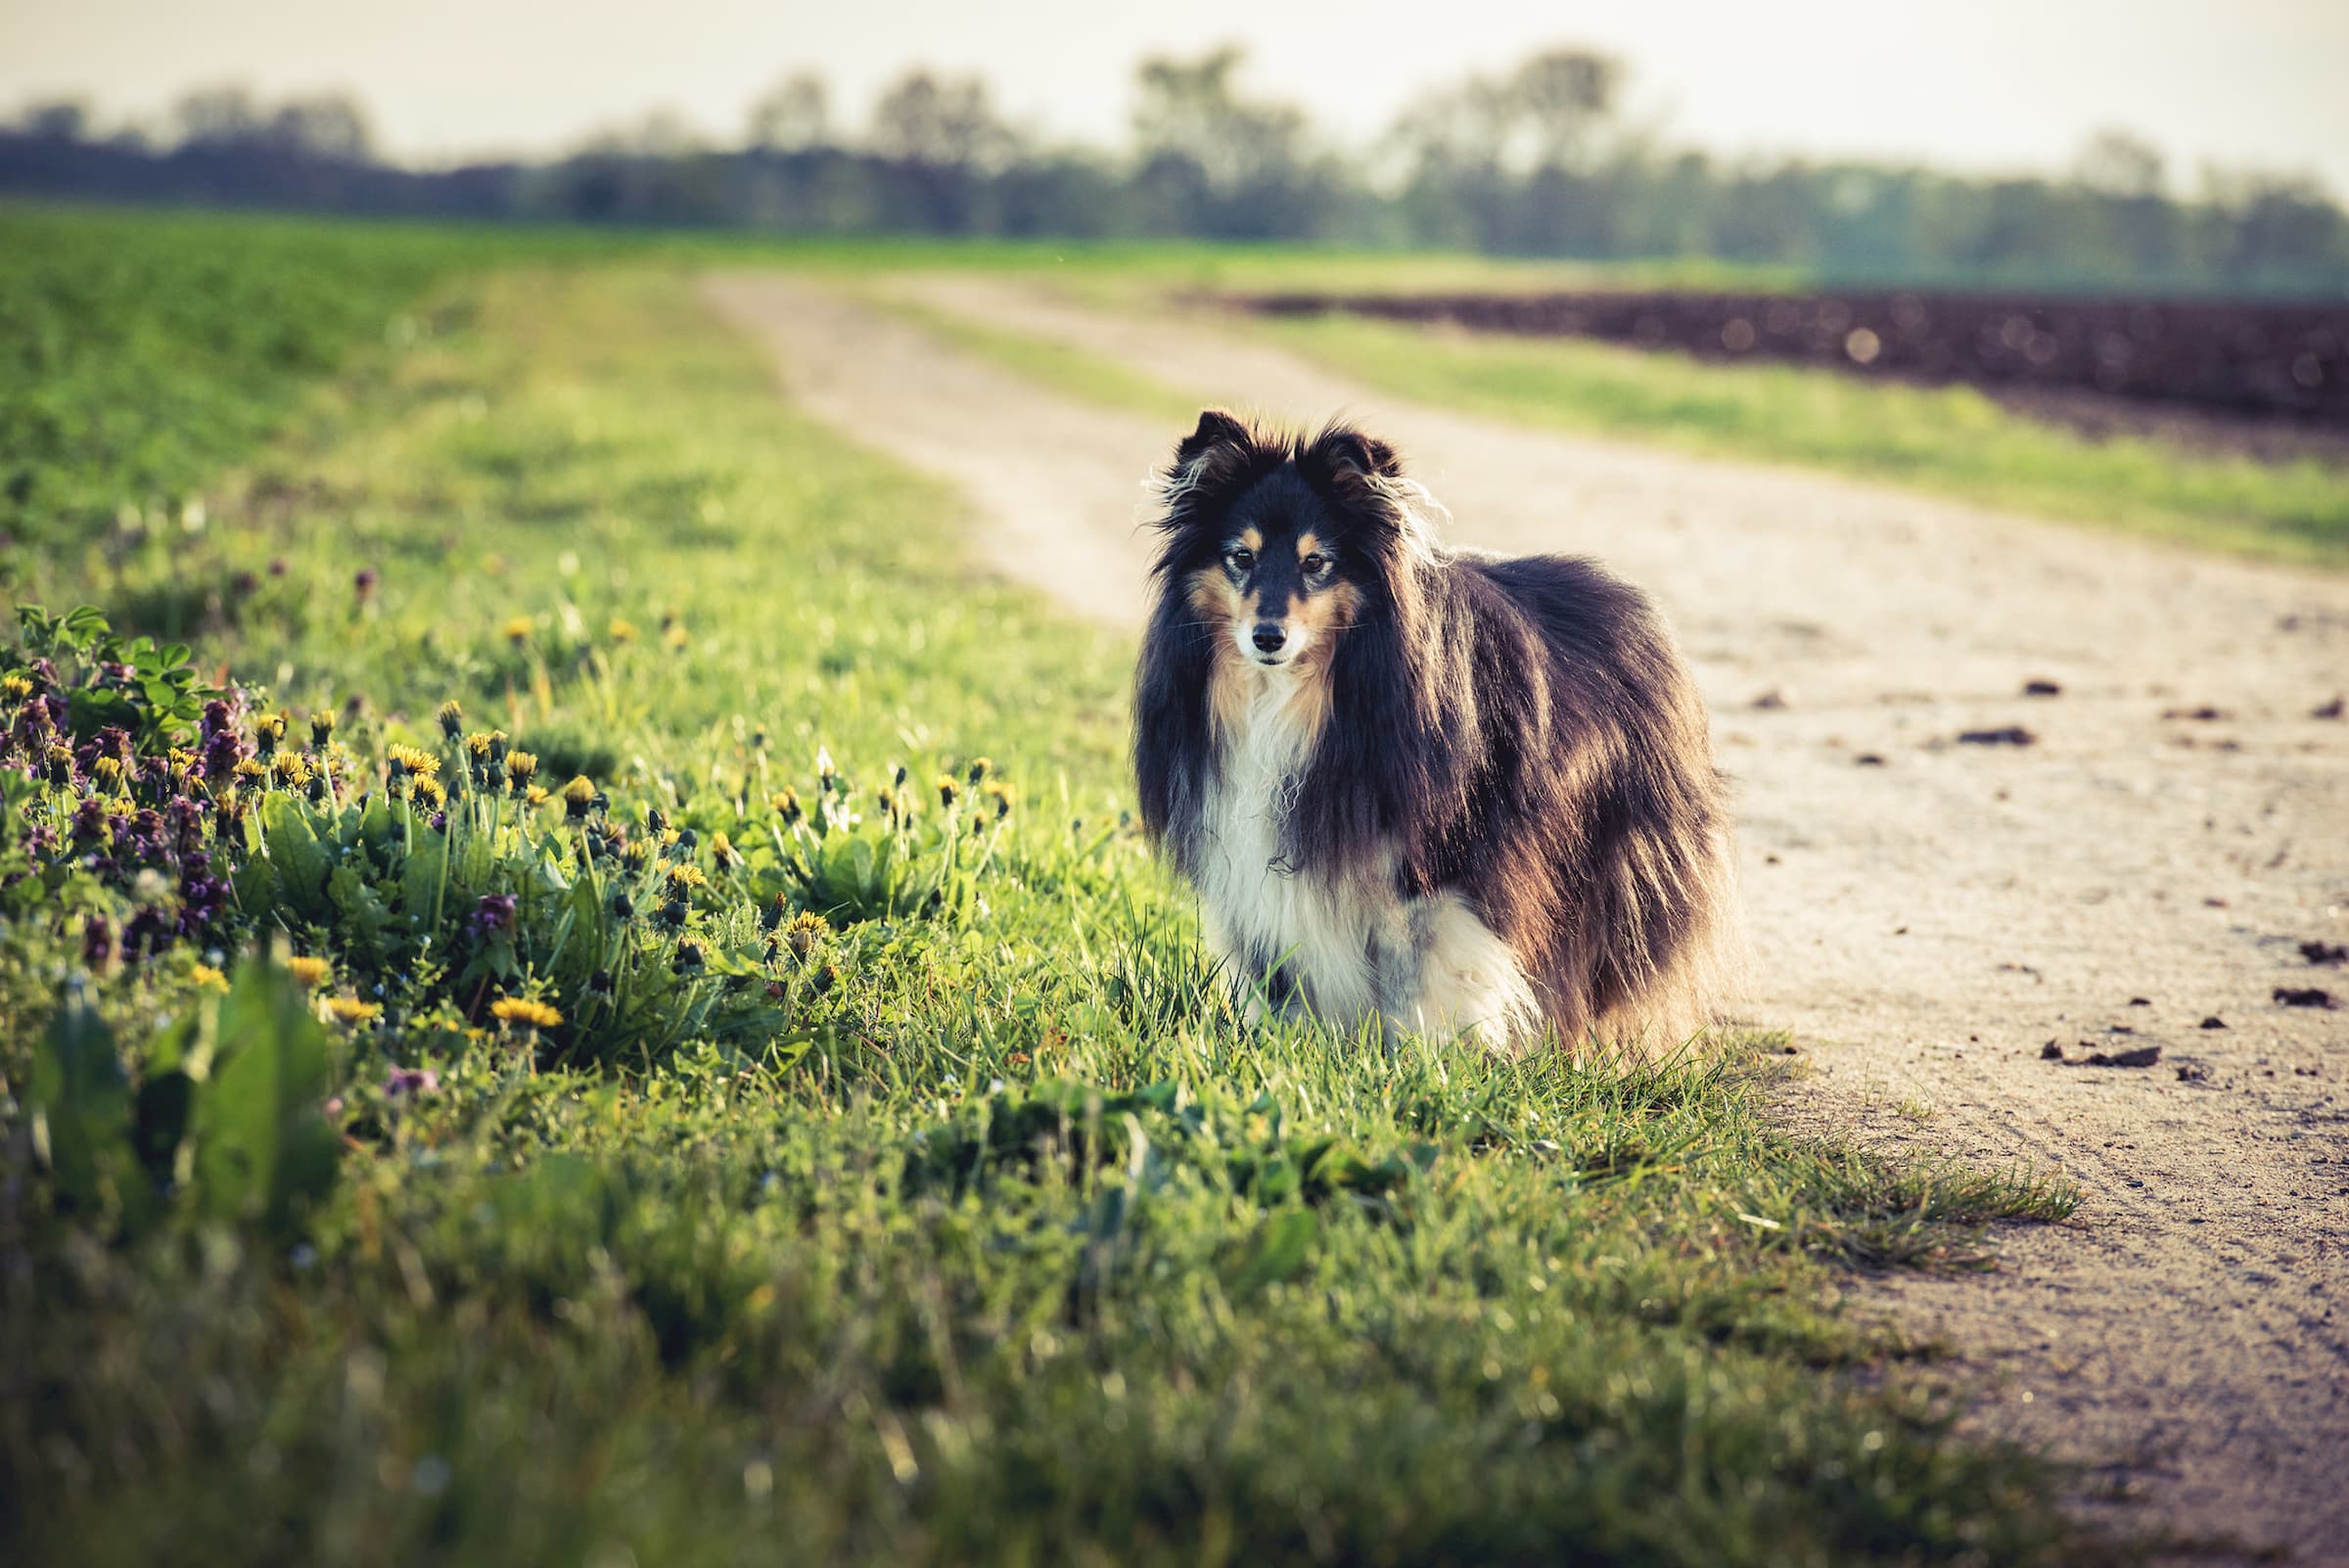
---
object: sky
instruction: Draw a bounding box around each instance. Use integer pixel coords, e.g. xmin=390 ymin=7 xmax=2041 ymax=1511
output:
xmin=5 ymin=0 xmax=2345 ymax=195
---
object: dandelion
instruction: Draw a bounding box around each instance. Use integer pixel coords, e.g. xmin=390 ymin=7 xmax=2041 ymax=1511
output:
xmin=253 ymin=712 xmax=287 ymax=755
xmin=233 ymin=758 xmax=267 ymax=784
xmin=983 ymin=780 xmax=1014 ymax=819
xmin=936 ymin=773 xmax=960 ymax=809
xmin=665 ymin=863 xmax=708 ymax=899
xmin=608 ymin=618 xmax=639 ymax=644
xmin=774 ymin=786 xmax=803 ymax=824
xmin=306 ymin=768 xmax=332 ymax=804
xmin=501 ymin=616 xmax=533 ymax=645
xmin=324 ymin=996 xmax=382 ymax=1026
xmin=611 ymin=890 xmax=636 ymax=921
xmin=1 ymin=674 xmax=31 ymax=703
xmin=813 ymin=961 xmax=839 ymax=995
xmin=672 ymin=940 xmax=707 ymax=975
xmin=816 ymin=746 xmax=835 ymax=792
xmin=711 ymin=831 xmax=739 ymax=870
xmin=91 ymin=755 xmax=125 ymax=792
xmin=560 ymin=775 xmax=597 ymax=819
xmin=309 ymin=710 xmax=336 ymax=748
xmin=437 ymin=700 xmax=464 ymax=739
xmin=787 ymin=910 xmax=827 ymax=959
xmin=412 ymin=775 xmax=447 ymax=810
xmin=387 ymin=744 xmax=439 ymax=780
xmin=645 ymin=805 xmax=668 ymax=837
xmin=287 ymin=955 xmax=333 ymax=989
xmin=663 ymin=623 xmax=688 ymax=651
xmin=489 ymin=996 xmax=564 ymax=1030
xmin=503 ymin=750 xmax=538 ymax=795
xmin=190 ymin=963 xmax=228 ymax=992
xmin=271 ymin=753 xmax=312 ymax=790
xmin=524 ymin=784 xmax=549 ymax=808
xmin=967 ymin=757 xmax=991 ymax=786
xmin=43 ymin=743 xmax=72 ymax=786
xmin=621 ymin=839 xmax=652 ymax=870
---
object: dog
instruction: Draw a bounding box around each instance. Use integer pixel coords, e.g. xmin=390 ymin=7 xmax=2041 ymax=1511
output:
xmin=1133 ymin=409 xmax=1735 ymax=1055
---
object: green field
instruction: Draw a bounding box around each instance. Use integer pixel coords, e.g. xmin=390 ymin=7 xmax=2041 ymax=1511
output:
xmin=0 ymin=207 xmax=2129 ymax=1566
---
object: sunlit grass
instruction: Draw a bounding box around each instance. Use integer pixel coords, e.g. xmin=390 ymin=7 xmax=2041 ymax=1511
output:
xmin=0 ymin=210 xmax=2119 ymax=1566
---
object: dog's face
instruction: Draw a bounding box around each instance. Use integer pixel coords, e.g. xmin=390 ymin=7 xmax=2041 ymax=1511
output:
xmin=1164 ymin=411 xmax=1403 ymax=674
xmin=1192 ymin=488 xmax=1362 ymax=670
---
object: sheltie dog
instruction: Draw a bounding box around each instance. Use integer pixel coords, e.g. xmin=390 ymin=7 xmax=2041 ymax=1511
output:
xmin=1133 ymin=409 xmax=1735 ymax=1055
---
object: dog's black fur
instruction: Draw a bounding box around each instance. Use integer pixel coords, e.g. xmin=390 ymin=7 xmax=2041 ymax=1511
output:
xmin=1134 ymin=409 xmax=1734 ymax=1051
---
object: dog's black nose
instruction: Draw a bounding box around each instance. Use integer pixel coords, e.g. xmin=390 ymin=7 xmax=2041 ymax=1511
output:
xmin=1252 ymin=623 xmax=1287 ymax=654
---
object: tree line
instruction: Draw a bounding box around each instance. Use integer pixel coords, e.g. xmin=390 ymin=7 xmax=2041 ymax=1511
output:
xmin=6 ymin=48 xmax=2344 ymax=294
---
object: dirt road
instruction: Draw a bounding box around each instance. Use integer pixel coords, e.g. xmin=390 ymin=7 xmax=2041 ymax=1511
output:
xmin=703 ymin=272 xmax=2349 ymax=1561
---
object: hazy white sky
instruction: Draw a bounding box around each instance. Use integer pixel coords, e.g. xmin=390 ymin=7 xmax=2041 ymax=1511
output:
xmin=5 ymin=0 xmax=2344 ymax=194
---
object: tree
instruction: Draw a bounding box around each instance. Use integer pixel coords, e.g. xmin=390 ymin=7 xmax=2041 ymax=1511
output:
xmin=265 ymin=94 xmax=373 ymax=161
xmin=2075 ymin=128 xmax=2165 ymax=199
xmin=171 ymin=85 xmax=266 ymax=147
xmin=746 ymin=72 xmax=829 ymax=153
xmin=868 ymin=71 xmax=1017 ymax=170
xmin=15 ymin=100 xmax=90 ymax=142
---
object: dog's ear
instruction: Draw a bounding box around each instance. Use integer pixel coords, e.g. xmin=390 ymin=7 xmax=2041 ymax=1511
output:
xmin=1301 ymin=425 xmax=1402 ymax=484
xmin=1174 ymin=407 xmax=1252 ymax=469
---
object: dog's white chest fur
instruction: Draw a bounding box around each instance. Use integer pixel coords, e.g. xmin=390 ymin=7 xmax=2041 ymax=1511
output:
xmin=1193 ymin=669 xmax=1540 ymax=1049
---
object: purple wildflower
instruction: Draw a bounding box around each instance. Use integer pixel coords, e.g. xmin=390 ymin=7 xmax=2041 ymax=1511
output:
xmin=176 ymin=852 xmax=231 ymax=937
xmin=121 ymin=905 xmax=172 ymax=959
xmin=201 ymin=726 xmax=244 ymax=783
xmin=200 ymin=699 xmax=234 ymax=742
xmin=70 ymin=795 xmax=110 ymax=844
xmin=385 ymin=1067 xmax=439 ymax=1099
xmin=80 ymin=915 xmax=114 ymax=969
xmin=166 ymin=797 xmax=207 ymax=856
xmin=354 ymin=568 xmax=379 ymax=602
xmin=470 ymin=893 xmax=518 ymax=941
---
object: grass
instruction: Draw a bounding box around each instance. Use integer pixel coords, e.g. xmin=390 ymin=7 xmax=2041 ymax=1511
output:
xmin=1254 ymin=313 xmax=2349 ymax=567
xmin=858 ymin=287 xmax=1201 ymax=426
xmin=0 ymin=207 xmax=2116 ymax=1566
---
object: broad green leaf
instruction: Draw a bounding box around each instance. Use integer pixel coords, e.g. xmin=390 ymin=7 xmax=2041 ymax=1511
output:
xmin=192 ymin=956 xmax=342 ymax=1234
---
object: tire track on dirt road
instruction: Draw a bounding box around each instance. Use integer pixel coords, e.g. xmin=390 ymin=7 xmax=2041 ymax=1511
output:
xmin=703 ymin=271 xmax=2349 ymax=1560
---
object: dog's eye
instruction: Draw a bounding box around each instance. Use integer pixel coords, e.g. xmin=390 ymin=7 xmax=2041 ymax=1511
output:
xmin=1301 ymin=553 xmax=1328 ymax=576
xmin=1226 ymin=547 xmax=1254 ymax=571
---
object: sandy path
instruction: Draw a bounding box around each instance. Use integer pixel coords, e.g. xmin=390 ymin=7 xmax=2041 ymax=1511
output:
xmin=703 ymin=272 xmax=2349 ymax=1559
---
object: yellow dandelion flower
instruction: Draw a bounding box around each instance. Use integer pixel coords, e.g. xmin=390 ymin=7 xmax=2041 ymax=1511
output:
xmin=607 ymin=618 xmax=638 ymax=644
xmin=560 ymin=775 xmax=597 ymax=817
xmin=524 ymin=784 xmax=549 ymax=807
xmin=982 ymin=780 xmax=1014 ymax=818
xmin=412 ymin=775 xmax=447 ymax=809
xmin=387 ymin=744 xmax=440 ymax=778
xmin=663 ymin=623 xmax=689 ymax=651
xmin=502 ymin=615 xmax=533 ymax=644
xmin=711 ymin=830 xmax=738 ymax=869
xmin=0 ymin=674 xmax=31 ymax=702
xmin=270 ymin=752 xmax=313 ymax=789
xmin=504 ymin=750 xmax=538 ymax=792
xmin=233 ymin=757 xmax=267 ymax=782
xmin=787 ymin=909 xmax=827 ymax=959
xmin=324 ymin=996 xmax=383 ymax=1026
xmin=190 ymin=963 xmax=229 ymax=992
xmin=287 ymin=955 xmax=333 ymax=989
xmin=489 ymin=997 xmax=564 ymax=1030
xmin=665 ymin=863 xmax=708 ymax=899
